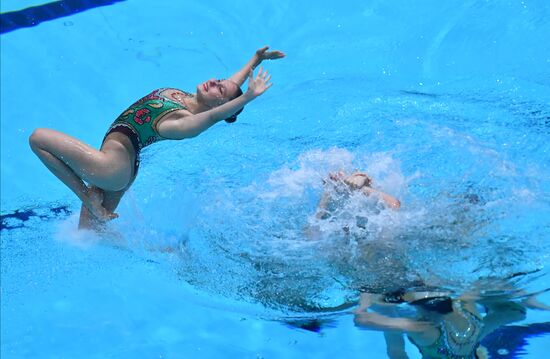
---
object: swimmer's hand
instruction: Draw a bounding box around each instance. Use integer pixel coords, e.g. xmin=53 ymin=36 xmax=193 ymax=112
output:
xmin=245 ymin=67 xmax=272 ymax=98
xmin=256 ymin=46 xmax=286 ymax=61
xmin=85 ymin=186 xmax=119 ymax=221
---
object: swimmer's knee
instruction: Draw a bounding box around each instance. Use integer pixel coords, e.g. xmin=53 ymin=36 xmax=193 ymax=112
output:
xmin=29 ymin=128 xmax=49 ymax=150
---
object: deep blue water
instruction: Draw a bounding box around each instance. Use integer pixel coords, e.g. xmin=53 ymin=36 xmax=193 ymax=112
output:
xmin=1 ymin=0 xmax=549 ymax=358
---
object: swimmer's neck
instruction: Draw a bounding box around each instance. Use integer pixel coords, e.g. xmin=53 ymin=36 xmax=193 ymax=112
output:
xmin=183 ymin=95 xmax=213 ymax=114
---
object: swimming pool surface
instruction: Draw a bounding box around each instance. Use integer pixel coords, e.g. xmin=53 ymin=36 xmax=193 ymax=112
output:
xmin=2 ymin=0 xmax=550 ymax=358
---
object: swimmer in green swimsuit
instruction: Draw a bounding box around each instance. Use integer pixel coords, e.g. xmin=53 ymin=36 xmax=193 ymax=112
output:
xmin=29 ymin=46 xmax=285 ymax=229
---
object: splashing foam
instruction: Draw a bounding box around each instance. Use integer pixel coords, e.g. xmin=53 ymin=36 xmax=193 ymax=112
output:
xmin=176 ymin=148 xmax=427 ymax=312
xmin=258 ymin=147 xmax=355 ymax=199
xmin=54 ymin=214 xmax=103 ymax=249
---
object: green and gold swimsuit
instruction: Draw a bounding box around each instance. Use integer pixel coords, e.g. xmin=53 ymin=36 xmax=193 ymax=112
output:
xmin=103 ymin=88 xmax=191 ymax=175
xmin=408 ymin=302 xmax=484 ymax=359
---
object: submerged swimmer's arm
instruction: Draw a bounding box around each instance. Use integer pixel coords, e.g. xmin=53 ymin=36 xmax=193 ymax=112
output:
xmin=361 ymin=186 xmax=401 ymax=210
xmin=354 ymin=311 xmax=432 ymax=333
xmin=315 ymin=192 xmax=332 ymax=219
xmin=229 ymin=46 xmax=285 ymax=87
xmin=158 ymin=69 xmax=272 ymax=139
xmin=304 ymin=191 xmax=332 ymax=240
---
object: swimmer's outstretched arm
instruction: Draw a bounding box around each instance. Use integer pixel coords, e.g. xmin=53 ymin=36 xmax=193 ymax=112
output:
xmin=361 ymin=186 xmax=401 ymax=210
xmin=353 ymin=310 xmax=432 ymax=333
xmin=229 ymin=46 xmax=285 ymax=87
xmin=354 ymin=293 xmax=433 ymax=333
xmin=158 ymin=68 xmax=272 ymax=139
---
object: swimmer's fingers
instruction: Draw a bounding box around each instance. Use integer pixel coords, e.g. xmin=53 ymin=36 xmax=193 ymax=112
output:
xmin=256 ymin=66 xmax=264 ymax=79
xmin=256 ymin=46 xmax=269 ymax=56
xmin=256 ymin=46 xmax=286 ymax=60
xmin=246 ymin=67 xmax=273 ymax=97
xmin=259 ymin=69 xmax=272 ymax=83
xmin=260 ymin=70 xmax=273 ymax=88
xmin=259 ymin=67 xmax=271 ymax=79
xmin=266 ymin=50 xmax=285 ymax=59
xmin=262 ymin=50 xmax=285 ymax=60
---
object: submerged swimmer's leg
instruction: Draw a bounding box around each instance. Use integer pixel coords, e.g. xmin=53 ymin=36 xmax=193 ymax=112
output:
xmin=29 ymin=128 xmax=132 ymax=219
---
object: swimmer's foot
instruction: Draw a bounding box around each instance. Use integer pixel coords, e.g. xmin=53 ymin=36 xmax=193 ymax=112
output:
xmin=84 ymin=186 xmax=119 ymax=221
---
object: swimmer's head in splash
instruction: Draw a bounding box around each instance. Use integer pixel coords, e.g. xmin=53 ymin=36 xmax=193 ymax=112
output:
xmin=326 ymin=171 xmax=373 ymax=189
xmin=196 ymin=78 xmax=244 ymax=123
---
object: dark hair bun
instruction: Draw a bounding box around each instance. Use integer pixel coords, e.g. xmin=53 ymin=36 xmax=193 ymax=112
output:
xmin=224 ymin=106 xmax=244 ymax=123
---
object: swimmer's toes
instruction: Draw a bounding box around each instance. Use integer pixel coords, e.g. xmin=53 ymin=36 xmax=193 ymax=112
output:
xmin=103 ymin=211 xmax=118 ymax=221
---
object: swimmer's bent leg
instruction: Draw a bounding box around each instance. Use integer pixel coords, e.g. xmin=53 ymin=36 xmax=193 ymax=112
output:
xmin=29 ymin=128 xmax=131 ymax=192
xmin=29 ymin=128 xmax=131 ymax=221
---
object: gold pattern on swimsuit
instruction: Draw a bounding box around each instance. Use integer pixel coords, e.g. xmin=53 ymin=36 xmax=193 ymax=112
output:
xmin=148 ymin=103 xmax=163 ymax=109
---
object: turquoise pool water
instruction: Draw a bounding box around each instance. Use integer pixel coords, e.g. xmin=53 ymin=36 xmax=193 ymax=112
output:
xmin=2 ymin=0 xmax=550 ymax=358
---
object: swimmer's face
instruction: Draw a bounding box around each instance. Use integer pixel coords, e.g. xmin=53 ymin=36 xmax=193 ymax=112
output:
xmin=197 ymin=78 xmax=241 ymax=108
